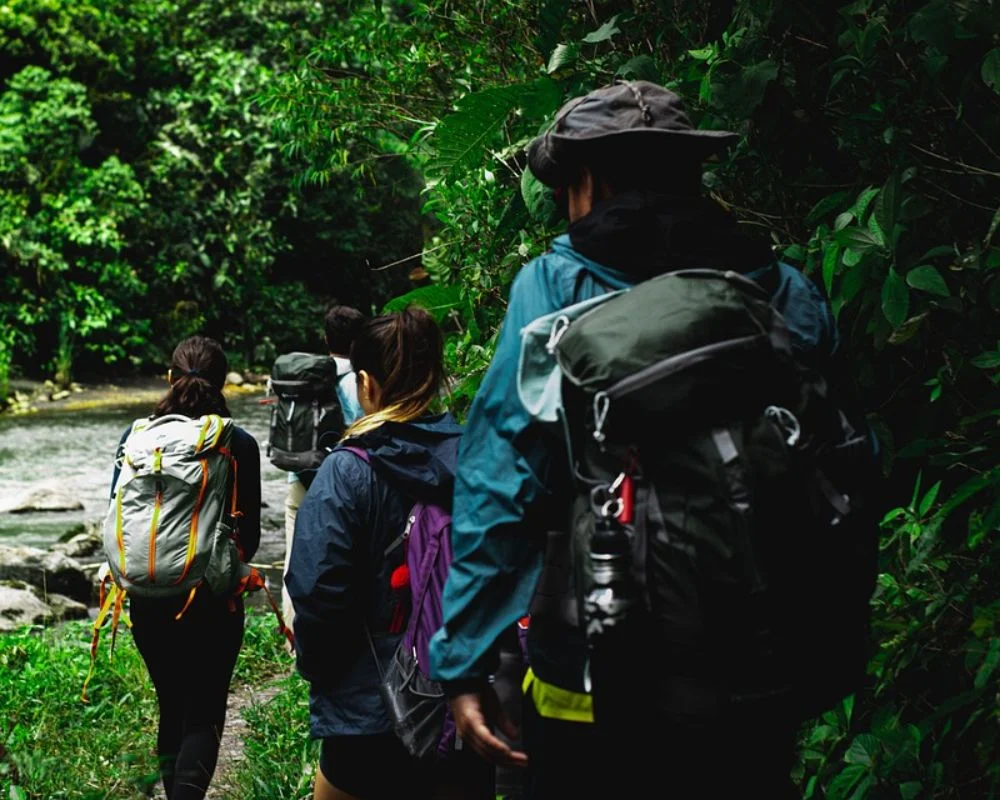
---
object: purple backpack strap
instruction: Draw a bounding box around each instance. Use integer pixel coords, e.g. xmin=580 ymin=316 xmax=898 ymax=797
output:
xmin=340 ymin=445 xmax=370 ymax=464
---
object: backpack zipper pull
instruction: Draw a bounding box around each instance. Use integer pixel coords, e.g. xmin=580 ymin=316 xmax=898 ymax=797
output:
xmin=384 ymin=515 xmax=416 ymax=557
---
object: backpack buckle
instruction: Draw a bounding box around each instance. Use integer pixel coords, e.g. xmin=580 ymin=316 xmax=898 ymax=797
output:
xmin=593 ymin=393 xmax=610 ymax=443
xmin=765 ymin=405 xmax=801 ymax=447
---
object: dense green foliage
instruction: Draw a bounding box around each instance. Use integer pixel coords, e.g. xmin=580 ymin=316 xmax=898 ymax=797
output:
xmin=264 ymin=1 xmax=1000 ymax=797
xmin=0 ymin=610 xmax=290 ymax=798
xmin=0 ymin=0 xmax=421 ymax=395
xmin=2 ymin=0 xmax=998 ymax=797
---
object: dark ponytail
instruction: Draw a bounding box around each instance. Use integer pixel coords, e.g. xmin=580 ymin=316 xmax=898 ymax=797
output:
xmin=345 ymin=307 xmax=444 ymax=438
xmin=153 ymin=335 xmax=231 ymax=419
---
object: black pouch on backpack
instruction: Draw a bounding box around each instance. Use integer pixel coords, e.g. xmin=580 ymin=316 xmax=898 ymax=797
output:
xmin=366 ymin=631 xmax=447 ymax=761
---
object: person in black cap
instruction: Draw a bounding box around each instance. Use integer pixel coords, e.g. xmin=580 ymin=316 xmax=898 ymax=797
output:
xmin=429 ymin=81 xmax=839 ymax=798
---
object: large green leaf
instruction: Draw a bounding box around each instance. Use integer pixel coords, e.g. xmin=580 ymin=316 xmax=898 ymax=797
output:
xmin=875 ymin=173 xmax=900 ymax=236
xmin=823 ymin=243 xmax=841 ymax=296
xmin=712 ymin=60 xmax=778 ymax=118
xmin=429 ymin=78 xmax=560 ymax=176
xmin=906 ymin=265 xmax=950 ymax=297
xmin=547 ymin=43 xmax=578 ymax=75
xmin=521 ymin=166 xmax=558 ymax=223
xmin=881 ymin=268 xmax=910 ymax=328
xmin=490 ymin=190 xmax=528 ymax=255
xmin=581 ymin=15 xmax=620 ymax=44
xmin=835 ymin=227 xmax=882 ymax=252
xmin=806 ymin=190 xmax=851 ymax=225
xmin=616 ymin=55 xmax=659 ymax=82
xmin=382 ymin=284 xmax=461 ymax=321
xmin=974 ymin=637 xmax=1000 ymax=689
xmin=899 ymin=782 xmax=923 ymax=800
xmin=982 ymin=48 xmax=1000 ymax=94
xmin=827 ymin=765 xmax=868 ymax=800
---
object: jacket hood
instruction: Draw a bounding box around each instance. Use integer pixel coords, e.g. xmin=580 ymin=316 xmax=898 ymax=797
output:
xmin=347 ymin=412 xmax=463 ymax=506
xmin=567 ymin=190 xmax=775 ymax=279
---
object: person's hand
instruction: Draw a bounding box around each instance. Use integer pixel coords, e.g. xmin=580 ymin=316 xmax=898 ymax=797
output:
xmin=450 ymin=688 xmax=529 ymax=769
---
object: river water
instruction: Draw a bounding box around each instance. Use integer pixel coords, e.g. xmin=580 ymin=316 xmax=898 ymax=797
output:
xmin=0 ymin=390 xmax=289 ymax=569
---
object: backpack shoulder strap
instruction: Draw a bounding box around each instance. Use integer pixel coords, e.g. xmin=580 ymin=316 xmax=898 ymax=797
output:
xmin=340 ymin=445 xmax=369 ymax=463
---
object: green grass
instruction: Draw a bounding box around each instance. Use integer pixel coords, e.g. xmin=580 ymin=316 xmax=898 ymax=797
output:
xmin=0 ymin=608 xmax=293 ymax=799
xmin=222 ymin=673 xmax=317 ymax=800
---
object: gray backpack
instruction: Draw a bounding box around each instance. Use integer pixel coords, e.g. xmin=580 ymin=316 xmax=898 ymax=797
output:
xmin=84 ymin=413 xmax=293 ymax=701
xmin=102 ymin=413 xmax=247 ymax=600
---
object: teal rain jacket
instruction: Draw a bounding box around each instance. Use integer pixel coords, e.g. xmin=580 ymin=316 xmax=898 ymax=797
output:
xmin=429 ymin=233 xmax=839 ymax=689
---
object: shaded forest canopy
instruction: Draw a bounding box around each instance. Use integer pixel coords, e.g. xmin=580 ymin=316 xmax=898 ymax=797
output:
xmin=0 ymin=0 xmax=422 ymax=382
xmin=2 ymin=1 xmax=999 ymax=797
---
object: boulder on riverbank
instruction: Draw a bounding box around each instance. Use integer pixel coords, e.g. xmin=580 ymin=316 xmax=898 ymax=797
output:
xmin=0 ymin=584 xmax=52 ymax=631
xmin=0 ymin=580 xmax=88 ymax=632
xmin=0 ymin=485 xmax=84 ymax=514
xmin=226 ymin=370 xmax=245 ymax=386
xmin=53 ymin=520 xmax=103 ymax=559
xmin=0 ymin=545 xmax=91 ymax=603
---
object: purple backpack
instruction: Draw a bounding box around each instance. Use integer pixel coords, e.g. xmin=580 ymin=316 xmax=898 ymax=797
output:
xmin=344 ymin=446 xmax=456 ymax=756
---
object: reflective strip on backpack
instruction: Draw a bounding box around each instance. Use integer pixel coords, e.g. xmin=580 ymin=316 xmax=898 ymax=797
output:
xmin=175 ymin=458 xmax=209 ymax=584
xmin=522 ymin=667 xmax=594 ymax=723
xmin=148 ymin=486 xmax=163 ymax=582
xmin=115 ymin=487 xmax=127 ymax=577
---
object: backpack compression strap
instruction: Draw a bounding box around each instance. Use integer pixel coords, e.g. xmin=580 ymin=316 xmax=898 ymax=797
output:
xmin=81 ymin=572 xmax=132 ymax=703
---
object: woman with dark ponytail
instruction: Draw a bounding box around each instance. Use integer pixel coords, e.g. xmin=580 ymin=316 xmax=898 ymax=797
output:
xmin=108 ymin=335 xmax=261 ymax=800
xmin=286 ymin=308 xmax=492 ymax=800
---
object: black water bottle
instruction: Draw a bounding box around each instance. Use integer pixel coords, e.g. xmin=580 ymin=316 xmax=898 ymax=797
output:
xmin=584 ymin=517 xmax=640 ymax=732
xmin=584 ymin=519 xmax=635 ymax=642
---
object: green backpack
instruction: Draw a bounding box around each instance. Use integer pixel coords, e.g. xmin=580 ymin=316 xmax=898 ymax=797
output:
xmin=520 ymin=269 xmax=879 ymax=725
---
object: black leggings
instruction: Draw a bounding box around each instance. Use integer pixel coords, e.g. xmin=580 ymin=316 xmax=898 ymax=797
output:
xmin=131 ymin=593 xmax=244 ymax=800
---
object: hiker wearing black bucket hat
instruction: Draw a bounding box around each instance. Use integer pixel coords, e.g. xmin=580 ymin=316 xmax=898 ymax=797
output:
xmin=430 ymin=80 xmax=851 ymax=799
xmin=526 ymin=80 xmax=738 ymax=190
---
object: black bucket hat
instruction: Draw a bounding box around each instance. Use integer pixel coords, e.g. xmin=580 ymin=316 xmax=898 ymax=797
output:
xmin=527 ymin=80 xmax=739 ymax=189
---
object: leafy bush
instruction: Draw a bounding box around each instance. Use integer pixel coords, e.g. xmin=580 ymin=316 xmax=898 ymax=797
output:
xmin=266 ymin=1 xmax=1000 ymax=796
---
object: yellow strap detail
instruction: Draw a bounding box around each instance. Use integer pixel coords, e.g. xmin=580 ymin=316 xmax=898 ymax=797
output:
xmin=176 ymin=458 xmax=208 ymax=584
xmin=81 ymin=583 xmax=119 ymax=703
xmin=207 ymin=414 xmax=225 ymax=451
xmin=522 ymin=667 xmax=594 ymax=723
xmin=175 ymin=585 xmax=199 ymax=620
xmin=194 ymin=416 xmax=212 ymax=453
xmin=152 ymin=448 xmax=163 ymax=473
xmin=115 ymin=487 xmax=126 ymax=576
xmin=148 ymin=487 xmax=162 ymax=582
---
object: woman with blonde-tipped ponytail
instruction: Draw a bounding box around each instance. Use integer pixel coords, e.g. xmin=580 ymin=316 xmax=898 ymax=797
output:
xmin=286 ymin=308 xmax=492 ymax=800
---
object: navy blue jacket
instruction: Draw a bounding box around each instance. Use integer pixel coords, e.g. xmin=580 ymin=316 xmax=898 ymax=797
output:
xmin=286 ymin=413 xmax=463 ymax=738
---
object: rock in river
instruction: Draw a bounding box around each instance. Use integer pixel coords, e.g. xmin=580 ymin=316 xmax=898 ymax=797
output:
xmin=53 ymin=520 xmax=103 ymax=559
xmin=0 ymin=484 xmax=84 ymax=514
xmin=0 ymin=545 xmax=91 ymax=604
